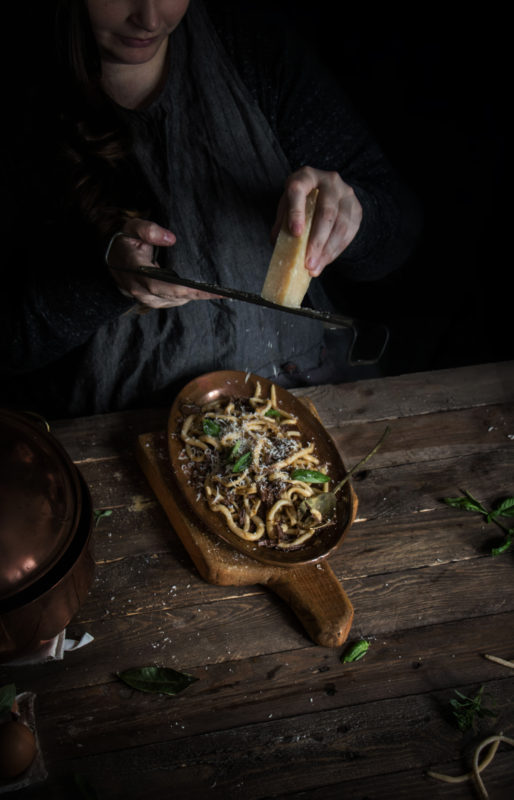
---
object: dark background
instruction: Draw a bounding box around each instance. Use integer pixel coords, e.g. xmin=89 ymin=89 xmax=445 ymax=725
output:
xmin=281 ymin=2 xmax=510 ymax=376
xmin=8 ymin=3 xmax=509 ymax=378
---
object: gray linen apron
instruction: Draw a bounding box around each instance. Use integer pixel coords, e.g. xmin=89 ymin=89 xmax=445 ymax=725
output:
xmin=68 ymin=0 xmax=328 ymax=414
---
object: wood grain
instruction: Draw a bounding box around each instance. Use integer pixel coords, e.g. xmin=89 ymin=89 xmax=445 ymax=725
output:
xmin=2 ymin=363 xmax=513 ymax=800
xmin=135 ymin=430 xmax=356 ymax=648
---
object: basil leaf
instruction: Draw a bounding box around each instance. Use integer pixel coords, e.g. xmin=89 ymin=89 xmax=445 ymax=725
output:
xmin=264 ymin=409 xmax=281 ymax=419
xmin=443 ymin=495 xmax=487 ymax=514
xmin=232 ymin=451 xmax=252 ymax=473
xmin=493 ymin=497 xmax=514 ymax=517
xmin=444 ymin=490 xmax=514 ymax=556
xmin=117 ymin=666 xmax=198 ymax=696
xmin=449 ymin=685 xmax=496 ymax=731
xmin=291 ymin=469 xmax=330 ymax=484
xmin=203 ymin=418 xmax=220 ymax=437
xmin=342 ymin=639 xmax=370 ymax=663
xmin=0 ymin=683 xmax=16 ymax=715
xmin=491 ymin=532 xmax=514 ymax=556
xmin=93 ymin=509 xmax=112 ymax=527
xmin=228 ymin=440 xmax=242 ymax=461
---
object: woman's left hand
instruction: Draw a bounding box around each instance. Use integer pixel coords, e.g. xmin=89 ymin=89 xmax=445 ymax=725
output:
xmin=272 ymin=166 xmax=363 ymax=277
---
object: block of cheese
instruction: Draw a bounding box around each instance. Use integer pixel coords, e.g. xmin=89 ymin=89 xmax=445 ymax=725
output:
xmin=261 ymin=188 xmax=318 ymax=308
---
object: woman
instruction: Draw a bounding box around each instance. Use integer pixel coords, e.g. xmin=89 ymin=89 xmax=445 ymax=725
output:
xmin=2 ymin=0 xmax=418 ymax=417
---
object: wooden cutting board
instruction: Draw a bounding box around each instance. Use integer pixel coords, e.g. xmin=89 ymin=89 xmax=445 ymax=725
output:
xmin=136 ymin=407 xmax=358 ymax=648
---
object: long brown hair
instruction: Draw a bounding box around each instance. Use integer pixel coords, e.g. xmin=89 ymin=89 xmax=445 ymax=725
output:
xmin=51 ymin=0 xmax=149 ymax=238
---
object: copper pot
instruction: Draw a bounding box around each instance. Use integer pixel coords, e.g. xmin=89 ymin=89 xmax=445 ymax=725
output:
xmin=0 ymin=410 xmax=95 ymax=663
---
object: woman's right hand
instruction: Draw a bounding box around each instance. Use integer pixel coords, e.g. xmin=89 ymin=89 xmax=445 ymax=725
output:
xmin=107 ymin=218 xmax=218 ymax=308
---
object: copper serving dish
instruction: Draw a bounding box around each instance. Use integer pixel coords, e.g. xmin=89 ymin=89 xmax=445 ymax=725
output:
xmin=167 ymin=370 xmax=356 ymax=567
xmin=0 ymin=410 xmax=95 ymax=663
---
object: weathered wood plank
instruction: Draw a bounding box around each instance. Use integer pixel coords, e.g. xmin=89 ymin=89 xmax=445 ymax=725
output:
xmin=48 ymin=363 xmax=514 ymax=461
xmin=293 ymin=361 xmax=514 ymax=425
xmin=81 ymin=443 xmax=514 ymax=579
xmin=88 ymin=500 xmax=506 ymax=581
xmin=80 ymin=420 xmax=514 ymax=524
xmin=4 ymin=364 xmax=512 ymax=800
xmin=3 ymin=553 xmax=513 ymax=695
xmin=70 ymin=537 xmax=514 ymax=643
xmin=329 ymin=402 xmax=514 ymax=467
xmin=16 ymin=677 xmax=514 ymax=800
xmin=271 ymin=752 xmax=514 ymax=800
xmin=10 ymin=612 xmax=514 ymax=759
xmin=49 ymin=406 xmax=168 ymax=461
xmin=16 ymin=750 xmax=514 ymax=800
xmin=347 ymin=448 xmax=514 ymax=524
xmin=50 ymin=397 xmax=514 ymax=473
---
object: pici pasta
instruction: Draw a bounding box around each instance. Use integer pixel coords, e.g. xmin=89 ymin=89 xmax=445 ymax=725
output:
xmin=177 ymin=381 xmax=334 ymax=550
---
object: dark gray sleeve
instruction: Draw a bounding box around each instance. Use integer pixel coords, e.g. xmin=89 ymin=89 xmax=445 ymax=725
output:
xmin=207 ymin=0 xmax=422 ymax=281
xmin=0 ymin=179 xmax=132 ymax=377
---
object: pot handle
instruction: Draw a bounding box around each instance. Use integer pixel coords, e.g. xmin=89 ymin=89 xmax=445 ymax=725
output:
xmin=265 ymin=561 xmax=354 ymax=648
xmin=20 ymin=411 xmax=51 ymax=433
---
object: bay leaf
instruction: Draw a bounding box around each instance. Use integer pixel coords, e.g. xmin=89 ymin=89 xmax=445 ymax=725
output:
xmin=117 ymin=666 xmax=198 ymax=696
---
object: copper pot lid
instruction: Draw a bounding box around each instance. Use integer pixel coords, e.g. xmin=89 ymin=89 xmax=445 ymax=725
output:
xmin=0 ymin=409 xmax=84 ymax=606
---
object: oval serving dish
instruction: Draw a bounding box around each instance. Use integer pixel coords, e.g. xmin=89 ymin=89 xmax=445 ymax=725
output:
xmin=167 ymin=370 xmax=357 ymax=567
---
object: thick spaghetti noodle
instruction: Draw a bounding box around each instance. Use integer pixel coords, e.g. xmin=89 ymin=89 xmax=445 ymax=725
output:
xmin=176 ymin=381 xmax=335 ymax=549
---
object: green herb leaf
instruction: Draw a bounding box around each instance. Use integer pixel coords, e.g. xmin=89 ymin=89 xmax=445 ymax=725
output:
xmin=117 ymin=666 xmax=198 ymax=696
xmin=443 ymin=490 xmax=514 ymax=555
xmin=303 ymin=426 xmax=390 ymax=523
xmin=491 ymin=530 xmax=514 ymax=556
xmin=492 ymin=497 xmax=514 ymax=517
xmin=341 ymin=639 xmax=370 ymax=663
xmin=232 ymin=451 xmax=252 ymax=473
xmin=202 ymin=418 xmax=221 ymax=437
xmin=291 ymin=469 xmax=330 ymax=484
xmin=93 ymin=508 xmax=112 ymax=527
xmin=449 ymin=685 xmax=496 ymax=732
xmin=443 ymin=495 xmax=487 ymax=514
xmin=264 ymin=409 xmax=281 ymax=419
xmin=228 ymin=441 xmax=243 ymax=461
xmin=303 ymin=493 xmax=336 ymax=520
xmin=0 ymin=683 xmax=16 ymax=715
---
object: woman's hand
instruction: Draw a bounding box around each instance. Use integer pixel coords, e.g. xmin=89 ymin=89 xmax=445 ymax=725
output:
xmin=107 ymin=218 xmax=218 ymax=308
xmin=272 ymin=167 xmax=362 ymax=277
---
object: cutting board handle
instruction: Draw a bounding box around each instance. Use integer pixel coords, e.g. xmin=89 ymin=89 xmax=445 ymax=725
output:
xmin=265 ymin=562 xmax=354 ymax=648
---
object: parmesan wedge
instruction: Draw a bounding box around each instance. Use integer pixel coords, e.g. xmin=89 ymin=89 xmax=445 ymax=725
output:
xmin=261 ymin=188 xmax=318 ymax=308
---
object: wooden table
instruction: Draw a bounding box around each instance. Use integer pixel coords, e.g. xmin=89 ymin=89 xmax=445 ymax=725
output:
xmin=2 ymin=361 xmax=514 ymax=799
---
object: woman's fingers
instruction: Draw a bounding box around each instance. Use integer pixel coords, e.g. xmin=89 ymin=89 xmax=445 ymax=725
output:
xmin=284 ymin=168 xmax=319 ymax=236
xmin=308 ymin=184 xmax=362 ymax=275
xmin=129 ymin=279 xmax=218 ymax=308
xmin=275 ymin=167 xmax=363 ymax=277
xmin=122 ymin=218 xmax=176 ymax=248
xmin=107 ymin=218 xmax=218 ymax=308
xmin=108 ymin=220 xmax=176 ymax=270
